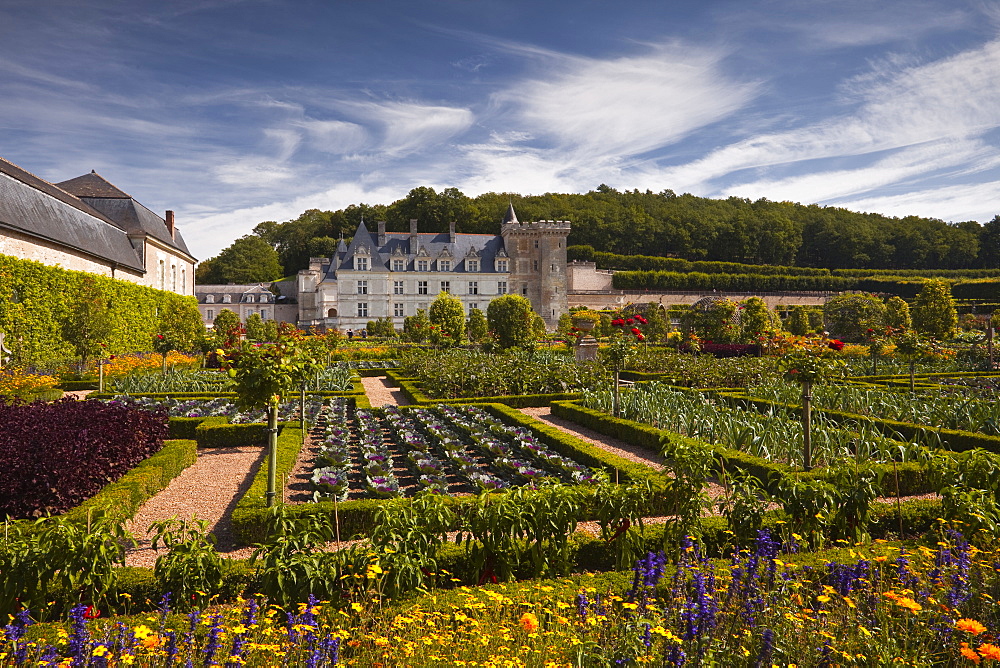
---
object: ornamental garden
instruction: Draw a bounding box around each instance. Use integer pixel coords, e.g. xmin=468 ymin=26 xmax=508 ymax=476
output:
xmin=4 ymin=282 xmax=1000 ymax=666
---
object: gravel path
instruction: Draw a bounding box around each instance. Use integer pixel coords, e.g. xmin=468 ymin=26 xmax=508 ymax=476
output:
xmin=125 ymin=446 xmax=267 ymax=568
xmin=361 ymin=375 xmax=410 ymax=407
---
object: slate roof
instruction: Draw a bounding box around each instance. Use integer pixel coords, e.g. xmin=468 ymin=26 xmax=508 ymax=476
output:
xmin=328 ymin=221 xmax=507 ymax=279
xmin=195 ymin=283 xmax=276 ymax=304
xmin=0 ymin=157 xmax=147 ymax=273
xmin=57 ymin=171 xmax=194 ymax=260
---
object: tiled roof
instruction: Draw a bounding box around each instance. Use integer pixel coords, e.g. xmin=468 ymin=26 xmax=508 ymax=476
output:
xmin=56 ymin=171 xmax=131 ymax=199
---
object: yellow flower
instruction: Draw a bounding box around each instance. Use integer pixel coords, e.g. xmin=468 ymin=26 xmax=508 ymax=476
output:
xmin=896 ymin=597 xmax=922 ymax=613
xmin=958 ymin=619 xmax=988 ymax=636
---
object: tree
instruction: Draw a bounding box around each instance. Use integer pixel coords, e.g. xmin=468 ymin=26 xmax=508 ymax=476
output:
xmin=738 ymin=297 xmax=778 ymax=343
xmin=403 ymin=309 xmax=430 ymax=343
xmin=245 ymin=313 xmax=267 ymax=342
xmin=885 ymin=296 xmax=912 ymax=331
xmin=197 ymin=236 xmax=283 ymax=284
xmin=62 ymin=277 xmax=112 ymax=372
xmin=531 ymin=314 xmax=547 ymax=340
xmin=642 ymin=303 xmax=668 ymax=343
xmin=467 ymin=308 xmax=488 ymax=343
xmin=211 ymin=309 xmax=243 ymax=348
xmin=787 ymin=306 xmax=810 ymax=336
xmin=156 ymin=299 xmax=204 ymax=351
xmin=823 ymin=293 xmax=886 ymax=342
xmin=487 ymin=294 xmax=536 ymax=349
xmin=429 ymin=291 xmax=465 ymax=346
xmin=912 ymin=279 xmax=958 ymax=340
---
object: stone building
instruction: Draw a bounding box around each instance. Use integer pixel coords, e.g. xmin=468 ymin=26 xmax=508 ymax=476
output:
xmin=297 ymin=205 xmax=570 ymax=330
xmin=0 ymin=156 xmax=196 ymax=294
xmin=194 ymin=282 xmax=298 ymax=328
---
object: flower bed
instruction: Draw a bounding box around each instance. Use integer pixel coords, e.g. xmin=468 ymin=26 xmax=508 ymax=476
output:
xmin=0 ymin=398 xmax=169 ymax=518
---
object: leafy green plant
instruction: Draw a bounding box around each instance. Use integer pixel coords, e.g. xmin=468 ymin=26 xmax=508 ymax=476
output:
xmin=149 ymin=516 xmax=226 ymax=611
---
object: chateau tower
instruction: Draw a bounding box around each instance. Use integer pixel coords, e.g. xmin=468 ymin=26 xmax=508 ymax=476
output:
xmin=500 ymin=204 xmax=570 ymax=327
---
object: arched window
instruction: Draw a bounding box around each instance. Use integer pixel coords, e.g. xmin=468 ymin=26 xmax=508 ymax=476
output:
xmin=222 ymin=294 xmax=232 ymax=304
xmin=327 ymin=308 xmax=338 ymax=317
xmin=205 ymin=295 xmax=215 ymax=304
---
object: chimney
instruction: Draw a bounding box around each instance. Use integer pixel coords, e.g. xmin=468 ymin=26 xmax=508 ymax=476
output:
xmin=377 ymin=221 xmax=386 ymax=247
xmin=409 ymin=219 xmax=419 ymax=255
xmin=165 ymin=210 xmax=175 ymax=239
xmin=448 ymin=221 xmax=456 ymax=244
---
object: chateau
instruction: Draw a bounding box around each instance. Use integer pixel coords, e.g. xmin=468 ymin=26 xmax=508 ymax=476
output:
xmin=0 ymin=156 xmax=196 ymax=295
xmin=296 ymin=205 xmax=570 ymax=330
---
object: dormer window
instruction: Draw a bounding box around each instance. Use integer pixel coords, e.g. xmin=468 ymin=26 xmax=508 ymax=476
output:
xmin=222 ymin=294 xmax=232 ymax=304
xmin=417 ymin=260 xmax=429 ymax=272
xmin=496 ymin=259 xmax=509 ymax=272
xmin=246 ymin=295 xmax=256 ymax=303
xmin=259 ymin=294 xmax=269 ymax=303
xmin=205 ymin=295 xmax=215 ymax=304
xmin=439 ymin=260 xmax=451 ymax=272
xmin=393 ymin=259 xmax=405 ymax=272
xmin=467 ymin=260 xmax=479 ymax=272
xmin=355 ymin=256 xmax=369 ymax=271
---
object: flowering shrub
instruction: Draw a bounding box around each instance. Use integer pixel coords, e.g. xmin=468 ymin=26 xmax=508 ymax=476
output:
xmin=102 ymin=352 xmax=199 ymax=379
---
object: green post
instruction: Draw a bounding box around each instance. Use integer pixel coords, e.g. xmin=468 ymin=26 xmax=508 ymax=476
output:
xmin=299 ymin=384 xmax=306 ymax=443
xmin=266 ymin=403 xmax=279 ymax=507
xmin=802 ymin=381 xmax=812 ymax=471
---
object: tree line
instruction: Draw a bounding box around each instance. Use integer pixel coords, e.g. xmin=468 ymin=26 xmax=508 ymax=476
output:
xmin=196 ymin=185 xmax=1000 ymax=283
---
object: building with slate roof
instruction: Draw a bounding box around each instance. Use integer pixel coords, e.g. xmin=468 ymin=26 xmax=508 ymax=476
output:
xmin=0 ymin=156 xmax=195 ymax=295
xmin=296 ymin=207 xmax=570 ymax=330
xmin=194 ymin=282 xmax=297 ymax=328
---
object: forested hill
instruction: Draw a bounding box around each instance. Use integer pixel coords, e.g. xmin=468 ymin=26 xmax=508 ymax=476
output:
xmin=207 ymin=185 xmax=1000 ymax=280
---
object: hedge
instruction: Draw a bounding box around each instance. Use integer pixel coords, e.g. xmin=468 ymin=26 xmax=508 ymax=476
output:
xmin=0 ymin=253 xmax=201 ymax=368
xmin=230 ymin=426 xmax=307 ymax=544
xmin=383 ymin=371 xmax=581 ymax=407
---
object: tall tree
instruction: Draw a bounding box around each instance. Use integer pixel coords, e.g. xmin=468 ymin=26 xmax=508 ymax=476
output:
xmin=62 ymin=277 xmax=113 ymax=371
xmin=912 ymin=279 xmax=958 ymax=340
xmin=429 ymin=291 xmax=465 ymax=346
xmin=487 ymin=294 xmax=536 ymax=349
xmin=198 ymin=236 xmax=282 ymax=284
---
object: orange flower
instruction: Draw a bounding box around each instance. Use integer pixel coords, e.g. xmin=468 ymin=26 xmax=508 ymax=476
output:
xmin=895 ymin=596 xmax=922 ymax=613
xmin=979 ymin=644 xmax=1000 ymax=661
xmin=519 ymin=612 xmax=539 ymax=633
xmin=962 ymin=643 xmax=982 ymax=664
xmin=958 ymin=619 xmax=988 ymax=636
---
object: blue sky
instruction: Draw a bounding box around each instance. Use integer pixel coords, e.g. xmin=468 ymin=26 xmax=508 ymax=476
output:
xmin=4 ymin=0 xmax=1000 ymax=259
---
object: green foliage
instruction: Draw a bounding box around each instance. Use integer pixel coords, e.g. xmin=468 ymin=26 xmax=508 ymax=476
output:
xmin=912 ymin=279 xmax=959 ymax=339
xmin=823 ymin=292 xmax=887 ymax=342
xmin=367 ymin=317 xmax=397 ymax=338
xmin=689 ymin=298 xmax=739 ymax=343
xmin=885 ymin=295 xmax=912 ymax=330
xmin=61 ymin=276 xmax=114 ymax=368
xmin=244 ymin=312 xmax=266 ymax=342
xmin=195 ymin=235 xmax=282 ymax=284
xmin=428 ymin=291 xmax=465 ymax=346
xmin=149 ymin=516 xmax=226 ymax=610
xmin=786 ymin=305 xmax=811 ymax=336
xmin=738 ymin=296 xmax=777 ymax=342
xmin=641 ymin=303 xmax=668 ymax=343
xmin=466 ymin=307 xmax=488 ymax=343
xmin=486 ymin=294 xmax=536 ymax=349
xmin=402 ymin=308 xmax=430 ymax=343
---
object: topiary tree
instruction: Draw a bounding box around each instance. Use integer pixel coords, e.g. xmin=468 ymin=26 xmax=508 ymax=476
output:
xmin=403 ymin=309 xmax=430 ymax=343
xmin=642 ymin=302 xmax=668 ymax=343
xmin=531 ymin=314 xmax=547 ymax=340
xmin=156 ymin=298 xmax=204 ymax=352
xmin=787 ymin=306 xmax=810 ymax=336
xmin=467 ymin=307 xmax=488 ymax=343
xmin=912 ymin=279 xmax=958 ymax=340
xmin=739 ymin=297 xmax=778 ymax=343
xmin=212 ymin=309 xmax=243 ymax=346
xmin=486 ymin=294 xmax=536 ymax=349
xmin=429 ymin=291 xmax=465 ymax=346
xmin=885 ymin=296 xmax=912 ymax=331
xmin=244 ymin=313 xmax=267 ymax=342
xmin=823 ymin=292 xmax=886 ymax=342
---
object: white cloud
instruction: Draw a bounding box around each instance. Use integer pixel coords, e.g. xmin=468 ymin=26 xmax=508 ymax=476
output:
xmin=839 ymin=181 xmax=1000 ymax=223
xmin=336 ymin=100 xmax=475 ymax=157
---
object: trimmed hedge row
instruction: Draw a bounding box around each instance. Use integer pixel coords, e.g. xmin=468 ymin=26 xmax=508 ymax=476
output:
xmin=550 ymin=400 xmax=934 ymax=496
xmin=230 ymin=425 xmax=307 ymax=544
xmin=383 ymin=370 xmax=580 ymax=407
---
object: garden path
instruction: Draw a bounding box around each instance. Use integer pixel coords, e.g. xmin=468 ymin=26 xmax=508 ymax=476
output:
xmin=124 ymin=446 xmax=265 ymax=568
xmin=360 ymin=375 xmax=410 ymax=407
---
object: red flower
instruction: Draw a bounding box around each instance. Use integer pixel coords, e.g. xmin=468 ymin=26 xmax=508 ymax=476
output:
xmin=637 ymin=333 xmax=645 ymax=341
xmin=634 ymin=315 xmax=647 ymax=324
xmin=827 ymin=339 xmax=845 ymax=351
xmin=631 ymin=327 xmax=641 ymax=336
xmin=625 ymin=318 xmax=634 ymax=324
xmin=83 ymin=605 xmax=101 ymax=619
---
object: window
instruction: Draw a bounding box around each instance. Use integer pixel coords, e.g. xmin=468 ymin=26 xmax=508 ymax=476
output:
xmin=496 ymin=259 xmax=508 ymax=272
xmin=439 ymin=260 xmax=451 ymax=272
xmin=246 ymin=295 xmax=256 ymax=303
xmin=394 ymin=303 xmax=404 ymax=317
xmin=468 ymin=281 xmax=478 ymax=295
xmin=355 ymin=256 xmax=369 ymax=271
xmin=393 ymin=259 xmax=405 ymax=272
xmin=171 ymin=265 xmax=177 ymax=291
xmin=418 ymin=281 xmax=428 ymax=295
xmin=205 ymin=294 xmax=215 ymax=304
xmin=467 ymin=260 xmax=479 ymax=272
xmin=328 ymin=308 xmax=338 ymax=318
xmin=357 ymin=303 xmax=368 ymax=317
xmin=440 ymin=281 xmax=450 ymax=293
xmin=533 ymin=260 xmax=539 ymax=271
xmin=497 ymin=281 xmax=507 ymax=295
xmin=522 ymin=284 xmax=529 ymax=295
xmin=181 ymin=268 xmax=186 ymax=293
xmin=393 ymin=280 xmax=404 ymax=295
xmin=357 ymin=280 xmax=368 ymax=295
xmin=417 ymin=260 xmax=429 ymax=272
xmin=158 ymin=260 xmax=165 ymax=289
xmin=469 ymin=303 xmax=478 ymax=311
xmin=551 ymin=264 xmax=557 ymax=272
xmin=534 ymin=240 xmax=539 ymax=248
xmin=206 ymin=309 xmax=215 ymax=320
xmin=261 ymin=309 xmax=268 ymax=319
xmin=223 ymin=294 xmax=232 ymax=304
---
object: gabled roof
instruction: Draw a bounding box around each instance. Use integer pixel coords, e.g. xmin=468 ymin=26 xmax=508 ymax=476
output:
xmin=0 ymin=157 xmax=147 ymax=273
xmin=58 ymin=172 xmax=194 ymax=261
